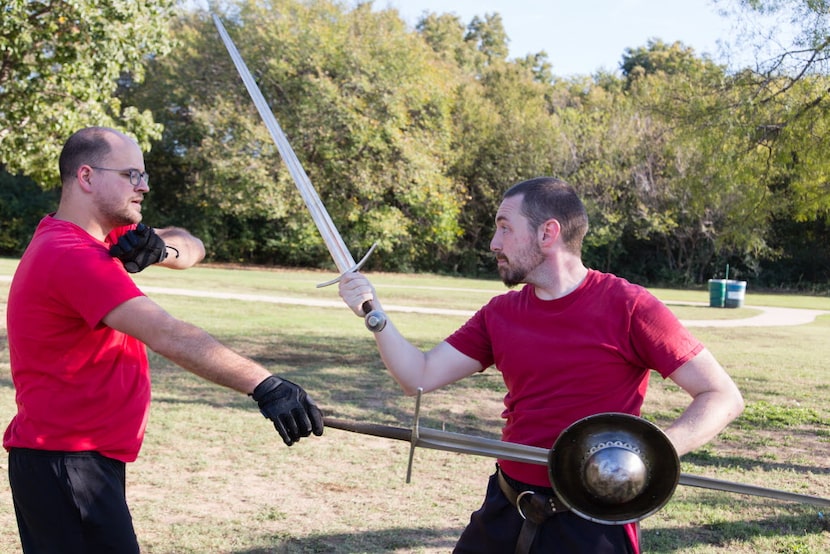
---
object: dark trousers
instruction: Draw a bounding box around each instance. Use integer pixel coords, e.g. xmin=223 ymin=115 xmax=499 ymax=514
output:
xmin=453 ymin=468 xmax=637 ymax=553
xmin=8 ymin=448 xmax=140 ymax=554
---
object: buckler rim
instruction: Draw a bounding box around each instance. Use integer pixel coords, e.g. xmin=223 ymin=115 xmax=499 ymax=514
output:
xmin=548 ymin=412 xmax=680 ymax=525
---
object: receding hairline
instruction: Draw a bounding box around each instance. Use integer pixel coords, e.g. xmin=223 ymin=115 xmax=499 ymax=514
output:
xmin=58 ymin=127 xmax=140 ymax=185
xmin=77 ymin=126 xmax=137 ymax=146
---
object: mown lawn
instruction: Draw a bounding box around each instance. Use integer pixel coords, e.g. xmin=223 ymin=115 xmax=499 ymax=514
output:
xmin=0 ymin=259 xmax=827 ymax=553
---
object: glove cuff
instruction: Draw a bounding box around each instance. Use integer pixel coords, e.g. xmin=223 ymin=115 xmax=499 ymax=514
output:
xmin=251 ymin=374 xmax=282 ymax=401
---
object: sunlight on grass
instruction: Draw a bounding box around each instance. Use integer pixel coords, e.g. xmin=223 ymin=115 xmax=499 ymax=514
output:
xmin=0 ymin=260 xmax=828 ymax=553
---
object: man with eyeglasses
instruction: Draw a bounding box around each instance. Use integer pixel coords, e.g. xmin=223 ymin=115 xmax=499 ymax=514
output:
xmin=3 ymin=126 xmax=324 ymax=553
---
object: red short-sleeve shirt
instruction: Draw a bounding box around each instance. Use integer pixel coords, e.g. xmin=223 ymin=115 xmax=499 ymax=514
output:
xmin=4 ymin=216 xmax=150 ymax=462
xmin=446 ymin=269 xmax=702 ymax=486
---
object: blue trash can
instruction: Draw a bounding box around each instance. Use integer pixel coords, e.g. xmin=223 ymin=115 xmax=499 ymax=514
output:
xmin=724 ymin=280 xmax=746 ymax=308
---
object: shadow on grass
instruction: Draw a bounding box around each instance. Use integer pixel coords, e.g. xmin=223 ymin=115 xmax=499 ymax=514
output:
xmin=682 ymin=443 xmax=830 ymax=476
xmin=643 ymin=500 xmax=828 ymax=552
xmin=230 ymin=525 xmax=459 ymax=553
xmin=146 ymin=331 xmax=506 ymax=439
xmin=141 ymin=326 xmax=830 ymax=479
xmin=223 ymin=509 xmax=830 ymax=554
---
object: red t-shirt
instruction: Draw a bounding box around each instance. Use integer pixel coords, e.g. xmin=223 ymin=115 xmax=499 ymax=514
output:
xmin=3 ymin=216 xmax=150 ymax=462
xmin=446 ymin=269 xmax=702 ymax=486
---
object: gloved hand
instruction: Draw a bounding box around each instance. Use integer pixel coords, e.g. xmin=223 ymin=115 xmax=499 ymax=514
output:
xmin=109 ymin=223 xmax=168 ymax=273
xmin=251 ymin=375 xmax=324 ymax=446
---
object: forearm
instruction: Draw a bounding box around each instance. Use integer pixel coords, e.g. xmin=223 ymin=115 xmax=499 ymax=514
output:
xmin=373 ymin=320 xmax=431 ymax=395
xmin=662 ymin=348 xmax=745 ymax=456
xmin=663 ymin=390 xmax=744 ymax=456
xmin=156 ymin=227 xmax=205 ymax=269
xmin=151 ymin=320 xmax=269 ymax=394
xmin=338 ymin=271 xmax=477 ymax=393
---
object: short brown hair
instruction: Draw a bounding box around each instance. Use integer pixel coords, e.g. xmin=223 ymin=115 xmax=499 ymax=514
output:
xmin=58 ymin=127 xmax=118 ymax=185
xmin=504 ymin=177 xmax=589 ymax=254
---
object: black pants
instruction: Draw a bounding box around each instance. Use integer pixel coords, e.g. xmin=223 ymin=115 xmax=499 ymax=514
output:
xmin=453 ymin=468 xmax=637 ymax=553
xmin=8 ymin=448 xmax=140 ymax=554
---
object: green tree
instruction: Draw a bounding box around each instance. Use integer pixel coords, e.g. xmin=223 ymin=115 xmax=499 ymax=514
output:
xmin=718 ymin=0 xmax=830 ymax=78
xmin=416 ymin=13 xmax=472 ymax=69
xmin=0 ymin=171 xmax=59 ymax=255
xmin=0 ymin=0 xmax=176 ymax=186
xmin=128 ymin=0 xmax=465 ymax=270
xmin=552 ymin=40 xmax=772 ymax=283
xmin=616 ymin=40 xmax=767 ymax=282
xmin=465 ymin=13 xmax=509 ymax=65
xmin=715 ymin=0 xmax=830 ymax=224
xmin=621 ymin=39 xmax=717 ymax=81
xmin=415 ymin=10 xmax=565 ymax=272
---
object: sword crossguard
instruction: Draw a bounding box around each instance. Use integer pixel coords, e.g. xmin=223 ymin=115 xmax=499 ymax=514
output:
xmin=315 ymin=242 xmax=379 ymax=288
xmin=405 ymin=388 xmax=424 ymax=483
xmin=315 ymin=242 xmax=388 ymax=333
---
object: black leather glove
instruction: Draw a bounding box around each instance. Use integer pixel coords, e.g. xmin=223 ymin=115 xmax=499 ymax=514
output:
xmin=109 ymin=223 xmax=168 ymax=273
xmin=251 ymin=375 xmax=324 ymax=446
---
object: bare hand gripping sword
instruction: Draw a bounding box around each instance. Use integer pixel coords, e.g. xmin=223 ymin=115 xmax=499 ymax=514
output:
xmin=213 ymin=15 xmax=830 ymax=514
xmin=213 ymin=15 xmax=386 ymax=332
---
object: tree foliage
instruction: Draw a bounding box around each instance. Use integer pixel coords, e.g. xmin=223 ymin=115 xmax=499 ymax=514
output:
xmin=127 ymin=0 xmax=465 ymax=270
xmin=712 ymin=1 xmax=830 ymax=228
xmin=0 ymin=0 xmax=176 ymax=186
xmin=2 ymin=0 xmax=829 ymax=288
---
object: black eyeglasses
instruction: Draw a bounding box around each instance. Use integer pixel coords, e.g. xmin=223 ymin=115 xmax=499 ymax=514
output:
xmin=89 ymin=166 xmax=149 ymax=187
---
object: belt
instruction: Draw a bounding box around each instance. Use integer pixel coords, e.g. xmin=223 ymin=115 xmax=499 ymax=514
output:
xmin=497 ymin=467 xmax=569 ymax=554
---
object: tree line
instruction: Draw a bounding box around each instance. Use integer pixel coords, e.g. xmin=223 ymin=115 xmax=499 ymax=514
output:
xmin=1 ymin=0 xmax=829 ymax=290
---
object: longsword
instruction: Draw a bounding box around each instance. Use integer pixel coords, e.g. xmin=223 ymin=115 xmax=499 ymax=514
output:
xmin=213 ymin=14 xmax=387 ymax=332
xmin=214 ymin=13 xmax=830 ymax=511
xmin=324 ymin=391 xmax=830 ymax=509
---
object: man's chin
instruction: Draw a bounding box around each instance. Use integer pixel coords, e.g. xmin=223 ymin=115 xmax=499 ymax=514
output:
xmin=498 ymin=270 xmax=520 ymax=288
xmin=127 ymin=207 xmax=143 ymax=222
xmin=113 ymin=214 xmax=142 ymax=227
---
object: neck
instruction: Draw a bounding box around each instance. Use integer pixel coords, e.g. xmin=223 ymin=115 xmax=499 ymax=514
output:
xmin=531 ymin=258 xmax=589 ymax=301
xmin=53 ymin=206 xmax=109 ymax=241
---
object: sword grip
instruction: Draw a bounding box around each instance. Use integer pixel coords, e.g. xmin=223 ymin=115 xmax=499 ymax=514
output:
xmin=362 ymin=300 xmax=387 ymax=333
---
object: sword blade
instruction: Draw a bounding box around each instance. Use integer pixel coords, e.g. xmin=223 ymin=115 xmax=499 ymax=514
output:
xmin=212 ymin=14 xmax=354 ymax=272
xmin=325 ymin=417 xmax=548 ymax=465
xmin=324 ymin=417 xmax=830 ymax=508
xmin=678 ymin=473 xmax=830 ymax=507
xmin=213 ymin=15 xmax=388 ymax=332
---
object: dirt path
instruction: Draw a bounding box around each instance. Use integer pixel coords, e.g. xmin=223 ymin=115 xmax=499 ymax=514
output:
xmin=1 ymin=276 xmax=828 ymax=328
xmin=679 ymin=304 xmax=828 ymax=327
xmin=136 ymin=284 xmax=830 ymax=328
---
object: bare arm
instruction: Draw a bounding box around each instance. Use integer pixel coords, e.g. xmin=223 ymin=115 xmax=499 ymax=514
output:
xmin=339 ymin=272 xmax=482 ymax=394
xmin=103 ymin=296 xmax=269 ymax=394
xmin=662 ymin=348 xmax=744 ymax=456
xmin=102 ymin=295 xmax=323 ymax=445
xmin=155 ymin=226 xmax=205 ymax=270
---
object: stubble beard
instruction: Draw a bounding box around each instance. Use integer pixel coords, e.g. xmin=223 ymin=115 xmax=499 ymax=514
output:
xmin=99 ymin=196 xmax=142 ymax=228
xmin=497 ymin=244 xmax=545 ymax=288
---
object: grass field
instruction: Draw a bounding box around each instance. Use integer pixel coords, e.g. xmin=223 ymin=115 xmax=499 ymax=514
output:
xmin=0 ymin=258 xmax=828 ymax=553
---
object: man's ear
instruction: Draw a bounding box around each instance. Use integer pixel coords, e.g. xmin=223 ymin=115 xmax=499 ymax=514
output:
xmin=539 ymin=218 xmax=561 ymax=247
xmin=76 ymin=166 xmax=94 ymax=192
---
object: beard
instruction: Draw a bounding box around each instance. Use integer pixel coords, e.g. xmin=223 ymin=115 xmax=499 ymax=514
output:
xmin=497 ymin=242 xmax=545 ymax=288
xmin=98 ymin=195 xmax=143 ymax=228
